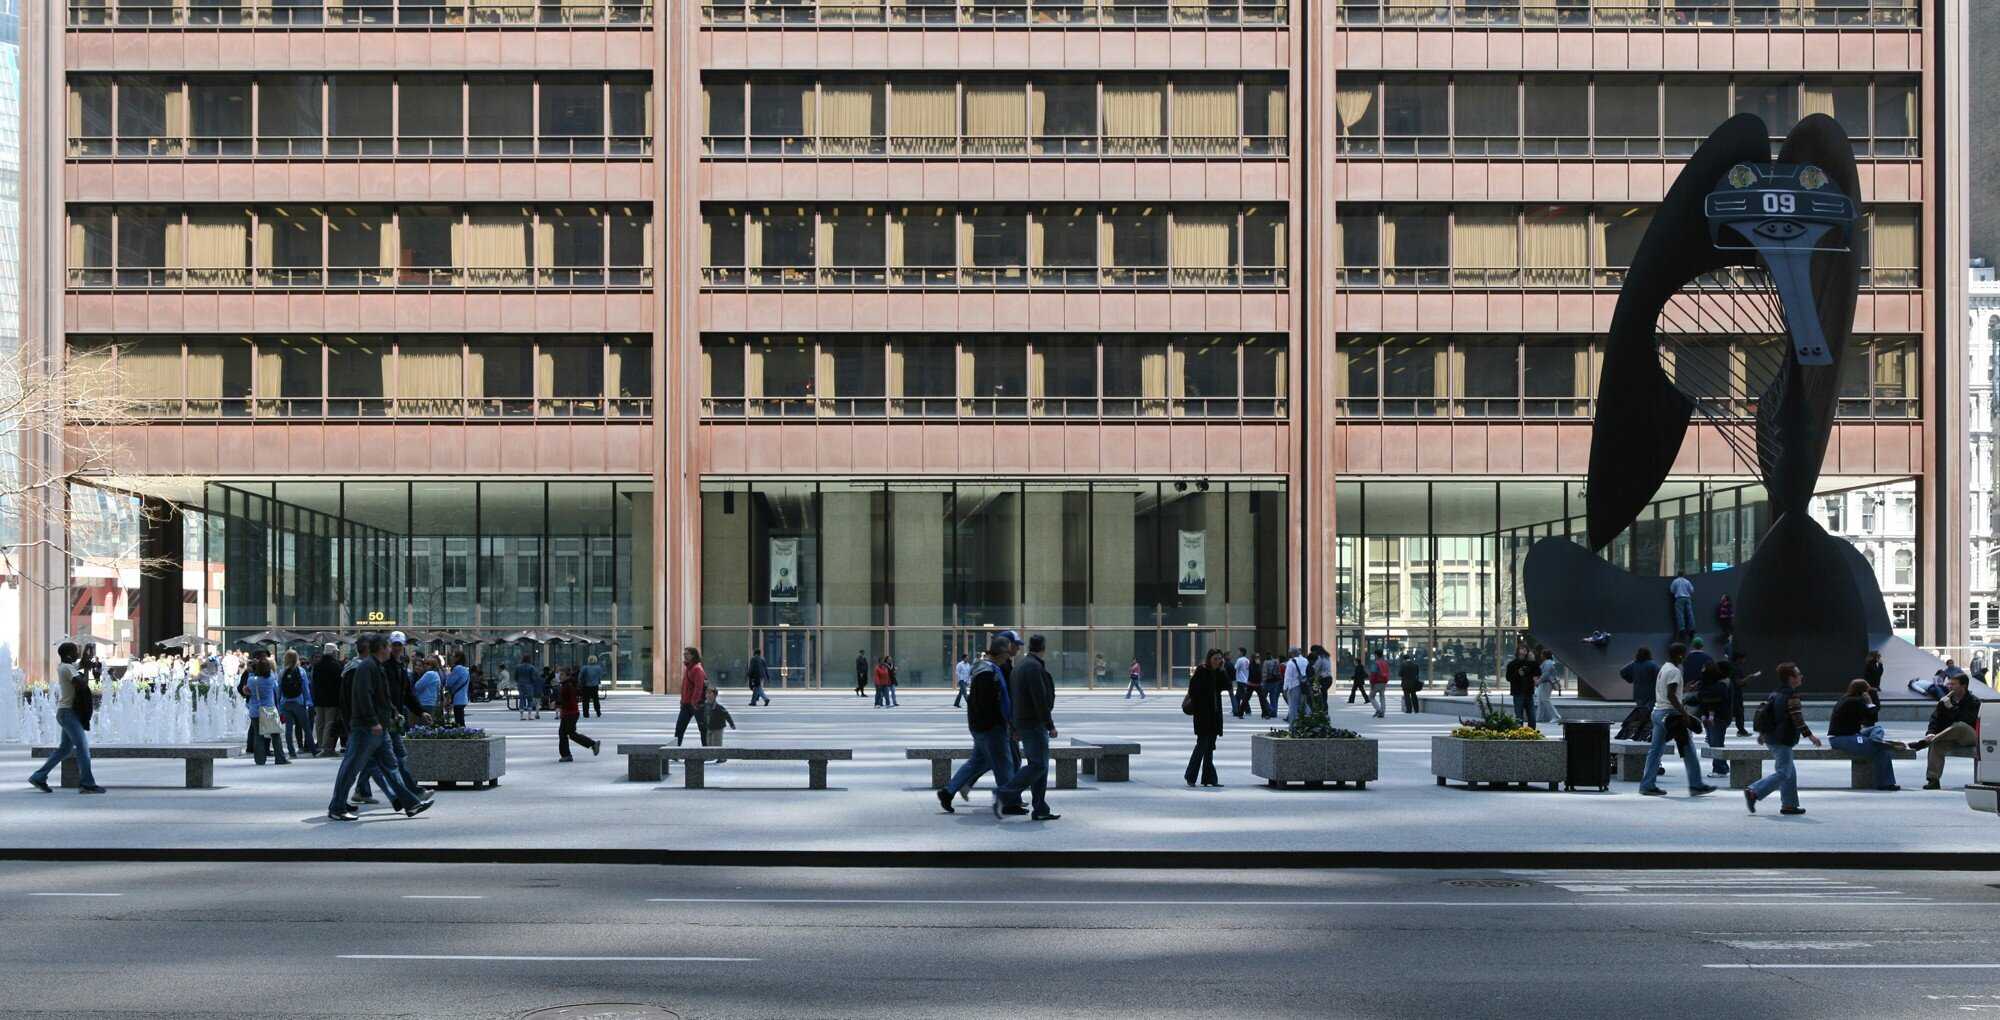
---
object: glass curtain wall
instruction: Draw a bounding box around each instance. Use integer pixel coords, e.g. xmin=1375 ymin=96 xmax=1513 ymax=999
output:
xmin=700 ymin=479 xmax=1288 ymax=689
xmin=199 ymin=480 xmax=653 ymax=685
xmin=1337 ymin=478 xmax=1783 ymax=693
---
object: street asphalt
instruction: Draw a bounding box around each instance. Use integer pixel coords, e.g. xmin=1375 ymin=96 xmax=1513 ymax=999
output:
xmin=4 ymin=863 xmax=1999 ymax=1019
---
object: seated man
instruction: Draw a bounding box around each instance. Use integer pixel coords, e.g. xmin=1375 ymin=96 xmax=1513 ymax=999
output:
xmin=1909 ymin=673 xmax=1982 ymax=790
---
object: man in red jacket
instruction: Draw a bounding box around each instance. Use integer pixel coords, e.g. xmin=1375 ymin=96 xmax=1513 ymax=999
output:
xmin=674 ymin=647 xmax=708 ymax=746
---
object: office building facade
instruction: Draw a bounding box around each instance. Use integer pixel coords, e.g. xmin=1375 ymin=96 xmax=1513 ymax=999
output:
xmin=15 ymin=0 xmax=1968 ymax=689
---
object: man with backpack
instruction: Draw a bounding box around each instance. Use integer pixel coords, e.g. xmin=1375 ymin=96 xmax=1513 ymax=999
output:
xmin=1746 ymin=662 xmax=1819 ymax=815
xmin=1281 ymin=646 xmax=1310 ymax=724
xmin=277 ymin=652 xmax=314 ymax=757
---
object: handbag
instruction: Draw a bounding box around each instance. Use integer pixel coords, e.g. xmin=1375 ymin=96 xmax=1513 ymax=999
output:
xmin=257 ymin=706 xmax=283 ymax=737
xmin=1181 ymin=693 xmax=1196 ymax=715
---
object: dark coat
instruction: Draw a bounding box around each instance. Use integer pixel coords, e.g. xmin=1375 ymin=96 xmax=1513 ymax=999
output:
xmin=1010 ymin=653 xmax=1055 ymax=731
xmin=1188 ymin=663 xmax=1227 ymax=737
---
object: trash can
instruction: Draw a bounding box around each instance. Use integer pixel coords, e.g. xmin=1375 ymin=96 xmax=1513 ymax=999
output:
xmin=1563 ymin=720 xmax=1611 ymax=792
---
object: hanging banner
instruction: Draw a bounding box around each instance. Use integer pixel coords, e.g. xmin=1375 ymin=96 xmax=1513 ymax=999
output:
xmin=1177 ymin=529 xmax=1208 ymax=596
xmin=768 ymin=537 xmax=800 ymax=603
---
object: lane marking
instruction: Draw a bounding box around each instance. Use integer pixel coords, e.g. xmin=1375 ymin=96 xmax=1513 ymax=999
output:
xmin=29 ymin=892 xmax=123 ymax=897
xmin=341 ymin=955 xmax=758 ymax=963
xmin=1706 ymin=964 xmax=2000 ymax=970
xmin=642 ymin=897 xmax=1960 ymax=909
xmin=401 ymin=895 xmax=485 ymax=900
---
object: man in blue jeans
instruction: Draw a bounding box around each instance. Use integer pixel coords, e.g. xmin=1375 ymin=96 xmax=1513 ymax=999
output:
xmin=1669 ymin=574 xmax=1695 ymax=640
xmin=328 ymin=635 xmax=430 ymax=821
xmin=28 ymin=642 xmax=105 ymax=795
xmin=993 ymin=634 xmax=1059 ymax=821
xmin=936 ymin=638 xmax=1016 ymax=813
xmin=1639 ymin=642 xmax=1718 ymax=798
xmin=1746 ymin=662 xmax=1819 ymax=816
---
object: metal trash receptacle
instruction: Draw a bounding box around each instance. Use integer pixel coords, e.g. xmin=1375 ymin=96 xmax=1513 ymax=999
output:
xmin=1563 ymin=720 xmax=1611 ymax=791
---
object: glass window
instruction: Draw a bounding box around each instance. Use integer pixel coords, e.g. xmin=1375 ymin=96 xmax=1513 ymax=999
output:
xmin=1523 ymin=75 xmax=1587 ymax=150
xmin=703 ymin=336 xmax=744 ymax=415
xmin=1035 ymin=206 xmax=1096 ymax=285
xmin=1664 ymin=78 xmax=1729 ymax=152
xmin=1382 ymin=75 xmax=1447 ymax=139
xmin=187 ymin=78 xmax=249 ymax=155
xmin=752 ymin=335 xmax=814 ymax=415
xmin=539 ymin=340 xmax=605 ymax=415
xmin=259 ymin=75 xmax=322 ymax=153
xmin=468 ymin=75 xmax=532 ymax=153
xmin=755 ymin=207 xmax=814 ymax=279
xmin=479 ymin=482 xmax=545 ymax=628
xmin=117 ymin=77 xmax=176 ymax=154
xmin=70 ymin=77 xmax=114 ymax=153
xmin=1242 ymin=336 xmax=1287 ymax=416
xmin=1383 ymin=207 xmax=1446 ymax=285
xmin=1459 ymin=340 xmax=1519 ymax=415
xmin=470 ymin=337 xmax=533 ymax=416
xmin=704 ymin=80 xmax=745 ymax=152
xmin=1381 ymin=337 xmax=1443 ymax=417
xmin=1523 ymin=339 xmax=1589 ymax=416
xmin=608 ymin=208 xmax=649 ymax=283
xmin=396 ymin=340 xmax=463 ymax=415
xmin=184 ymin=340 xmax=253 ymax=417
xmin=399 ymin=75 xmax=463 ymax=154
xmin=1338 ymin=210 xmax=1379 ymax=274
xmin=1734 ymin=77 xmax=1798 ymax=135
xmin=750 ymin=79 xmax=813 ymax=149
xmin=965 ymin=207 xmax=1026 ymax=283
xmin=1103 ymin=206 xmax=1167 ymax=285
xmin=1031 ymin=78 xmax=1096 ymax=151
xmin=1035 ymin=337 xmax=1097 ymax=416
xmin=327 ymin=335 xmax=389 ymax=415
xmin=821 ymin=337 xmax=886 ymax=416
xmin=541 ymin=77 xmax=604 ymax=136
xmin=1243 ymin=77 xmax=1287 ymax=154
xmin=327 ymin=206 xmax=391 ymax=286
xmin=609 ymin=77 xmax=651 ymax=149
xmin=328 ymin=75 xmax=391 ymax=152
xmin=1104 ymin=335 xmax=1170 ymax=417
xmin=1454 ymin=75 xmax=1518 ymax=155
xmin=255 ymin=336 xmax=321 ymax=416
xmin=1179 ymin=336 xmax=1238 ymax=416
xmin=259 ymin=206 xmax=324 ymax=285
xmin=1595 ymin=78 xmax=1658 ymax=154
xmin=1874 ymin=80 xmax=1916 ymax=138
xmin=892 ymin=336 xmax=957 ymax=416
xmin=896 ymin=206 xmax=955 ymax=283
xmin=963 ymin=336 xmax=1027 ymax=415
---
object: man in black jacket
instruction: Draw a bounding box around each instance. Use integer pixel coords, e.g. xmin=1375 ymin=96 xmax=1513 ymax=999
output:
xmin=935 ymin=637 xmax=1017 ymax=814
xmin=1910 ymin=674 xmax=1982 ymax=789
xmin=309 ymin=643 xmax=346 ymax=758
xmin=355 ymin=632 xmax=430 ymax=807
xmin=1505 ymin=647 xmax=1536 ymax=725
xmin=327 ymin=635 xmax=429 ymax=821
xmin=992 ymin=634 xmax=1059 ymax=821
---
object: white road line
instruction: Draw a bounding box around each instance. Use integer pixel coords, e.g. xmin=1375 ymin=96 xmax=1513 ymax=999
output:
xmin=341 ymin=955 xmax=759 ymax=963
xmin=1706 ymin=964 xmax=2000 ymax=970
xmin=29 ymin=892 xmax=122 ymax=897
xmin=401 ymin=895 xmax=485 ymax=900
xmin=642 ymin=897 xmax=1959 ymax=909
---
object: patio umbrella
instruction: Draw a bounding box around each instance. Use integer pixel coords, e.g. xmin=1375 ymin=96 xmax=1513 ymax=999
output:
xmin=155 ymin=634 xmax=217 ymax=650
xmin=500 ymin=629 xmax=547 ymax=644
xmin=62 ymin=633 xmax=118 ymax=647
xmin=243 ymin=628 xmax=300 ymax=645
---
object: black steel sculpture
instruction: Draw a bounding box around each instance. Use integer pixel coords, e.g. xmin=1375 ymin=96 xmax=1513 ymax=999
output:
xmin=1524 ymin=114 xmax=1963 ymax=700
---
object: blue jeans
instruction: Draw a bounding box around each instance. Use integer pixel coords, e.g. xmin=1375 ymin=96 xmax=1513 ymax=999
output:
xmin=1831 ymin=731 xmax=1897 ymax=789
xmin=1748 ymin=743 xmax=1800 ymax=809
xmin=874 ymin=685 xmax=890 ymax=706
xmin=1514 ymin=695 xmax=1535 ymax=726
xmin=31 ymin=708 xmax=96 ymax=788
xmin=356 ymin=728 xmax=419 ymax=799
xmin=1126 ymin=677 xmax=1146 ymax=698
xmin=998 ymin=726 xmax=1052 ymax=812
xmin=748 ymin=683 xmax=769 ymax=706
xmin=945 ymin=726 xmax=1015 ymax=796
xmin=329 ymin=724 xmax=418 ymax=814
xmin=1673 ymin=596 xmax=1695 ymax=635
xmin=1640 ymin=708 xmax=1707 ymax=793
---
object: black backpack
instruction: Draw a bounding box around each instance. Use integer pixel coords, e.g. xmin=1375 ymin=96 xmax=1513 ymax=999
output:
xmin=280 ymin=666 xmax=305 ymax=700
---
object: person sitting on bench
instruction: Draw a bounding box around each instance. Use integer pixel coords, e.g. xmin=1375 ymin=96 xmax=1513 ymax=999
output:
xmin=1909 ymin=673 xmax=1981 ymax=790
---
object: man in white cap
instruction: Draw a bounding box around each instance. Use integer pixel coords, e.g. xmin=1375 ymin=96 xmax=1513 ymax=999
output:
xmin=310 ymin=641 xmax=347 ymax=757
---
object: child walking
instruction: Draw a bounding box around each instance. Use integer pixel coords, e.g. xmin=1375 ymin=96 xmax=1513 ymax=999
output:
xmin=557 ymin=670 xmax=600 ymax=762
xmin=698 ymin=687 xmax=736 ymax=763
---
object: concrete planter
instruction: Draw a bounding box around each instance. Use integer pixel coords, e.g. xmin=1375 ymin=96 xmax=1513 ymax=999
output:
xmin=404 ymin=734 xmax=506 ymax=788
xmin=1251 ymin=734 xmax=1379 ymax=789
xmin=1432 ymin=735 xmax=1566 ymax=790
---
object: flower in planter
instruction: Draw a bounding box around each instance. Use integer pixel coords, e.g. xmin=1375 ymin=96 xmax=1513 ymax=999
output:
xmin=404 ymin=725 xmax=489 ymax=740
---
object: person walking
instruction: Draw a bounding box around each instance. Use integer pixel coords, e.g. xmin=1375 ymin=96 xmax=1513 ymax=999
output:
xmin=311 ymin=643 xmax=346 ymax=756
xmin=277 ymin=649 xmax=314 ymax=758
xmin=1311 ymin=646 xmax=1336 ymax=716
xmin=953 ymin=653 xmax=973 ymax=707
xmin=1746 ymin=662 xmax=1819 ymax=815
xmin=1347 ymin=655 xmax=1369 ymax=705
xmin=244 ymin=657 xmax=289 ymax=766
xmin=1828 ymin=678 xmax=1900 ymax=791
xmin=1669 ymin=573 xmax=1695 ymax=640
xmin=1185 ymin=648 xmax=1228 ymax=787
xmin=1638 ymin=643 xmax=1718 ymax=798
xmin=884 ymin=656 xmax=899 ymax=707
xmin=578 ymin=655 xmax=605 ymax=718
xmin=873 ymin=656 xmax=894 ymax=708
xmin=1367 ymin=649 xmax=1390 ymax=719
xmin=1093 ymin=654 xmax=1108 ymax=691
xmin=326 ymin=635 xmax=430 ymax=821
xmin=1260 ymin=654 xmax=1281 ymax=718
xmin=936 ymin=637 xmax=1017 ymax=813
xmin=27 ymin=643 xmax=105 ymax=795
xmin=1399 ymin=654 xmax=1424 ymax=715
xmin=1615 ymin=648 xmax=1659 ymax=742
xmin=1534 ymin=650 xmax=1564 ymax=727
xmin=445 ymin=653 xmax=472 ymax=728
xmin=1506 ymin=647 xmax=1536 ymax=727
xmin=1694 ymin=652 xmax=1742 ymax=778
xmin=1247 ymin=651 xmax=1267 ymax=718
xmin=993 ymin=634 xmax=1059 ymax=821
xmin=675 ymin=647 xmax=709 ymax=746
xmin=1715 ymin=594 xmax=1734 ymax=639
xmin=556 ymin=670 xmax=601 ymax=762
xmin=1124 ymin=658 xmax=1147 ymax=700
xmin=1231 ymin=648 xmax=1252 ymax=719
xmin=413 ymin=656 xmax=443 ymax=720
xmin=854 ymin=650 xmax=870 ymax=697
xmin=745 ymin=650 xmax=771 ymax=707
xmin=355 ymin=633 xmax=428 ymax=807
xmin=1908 ymin=672 xmax=1982 ymax=789
xmin=512 ymin=652 xmax=541 ymax=721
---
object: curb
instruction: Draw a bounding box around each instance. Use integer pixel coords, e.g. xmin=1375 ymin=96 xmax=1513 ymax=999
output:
xmin=5 ymin=848 xmax=1999 ymax=870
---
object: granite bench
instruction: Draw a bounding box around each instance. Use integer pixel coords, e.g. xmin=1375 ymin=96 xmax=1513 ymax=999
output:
xmin=653 ymin=747 xmax=852 ymax=789
xmin=28 ymin=745 xmax=233 ymax=789
xmin=1702 ymin=743 xmax=1972 ymax=790
xmin=905 ymin=744 xmax=1106 ymax=790
xmin=618 ymin=743 xmax=673 ymax=783
xmin=1068 ymin=737 xmax=1141 ymax=781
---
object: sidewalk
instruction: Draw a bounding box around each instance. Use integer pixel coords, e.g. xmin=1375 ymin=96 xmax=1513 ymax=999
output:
xmin=2 ymin=690 xmax=1988 ymax=855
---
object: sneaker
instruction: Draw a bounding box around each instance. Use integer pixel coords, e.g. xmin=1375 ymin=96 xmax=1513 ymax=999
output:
xmin=1000 ymin=804 xmax=1030 ymax=816
xmin=1690 ymin=786 xmax=1718 ymax=796
xmin=1030 ymin=811 xmax=1061 ymax=821
xmin=328 ymin=809 xmax=359 ymax=822
xmin=404 ymin=799 xmax=434 ymax=819
xmin=351 ymin=796 xmax=379 ymax=805
xmin=28 ymin=777 xmax=51 ymax=793
xmin=78 ymin=785 xmax=107 ymax=795
xmin=559 ymin=757 xmax=574 ymax=763
xmin=1923 ymin=779 xmax=1942 ymax=790
xmin=936 ymin=788 xmax=955 ymax=814
xmin=1743 ymin=790 xmax=1757 ymax=814
xmin=1640 ymin=787 xmax=1667 ymax=796
xmin=1779 ymin=806 xmax=1806 ymax=816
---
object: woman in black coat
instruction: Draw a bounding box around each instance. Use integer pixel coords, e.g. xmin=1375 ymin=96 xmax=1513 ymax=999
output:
xmin=1185 ymin=648 xmax=1228 ymax=788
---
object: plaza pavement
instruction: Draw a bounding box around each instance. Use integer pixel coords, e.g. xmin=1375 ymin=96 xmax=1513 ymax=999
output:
xmin=1 ymin=688 xmax=1989 ymax=855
